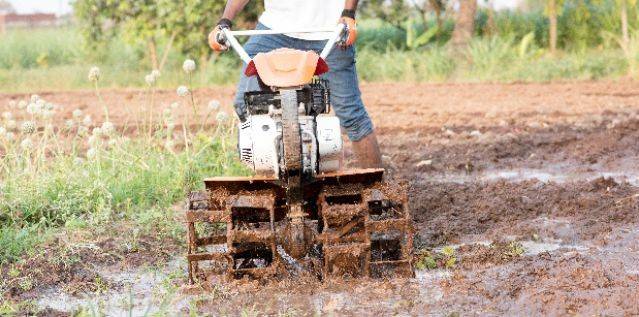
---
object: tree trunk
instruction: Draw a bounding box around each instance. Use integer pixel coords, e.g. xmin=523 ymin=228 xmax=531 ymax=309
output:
xmin=430 ymin=0 xmax=444 ymax=31
xmin=158 ymin=31 xmax=177 ymax=72
xmin=148 ymin=38 xmax=159 ymax=70
xmin=549 ymin=0 xmax=558 ymax=53
xmin=451 ymin=0 xmax=478 ymax=47
xmin=621 ymin=0 xmax=629 ymax=50
xmin=485 ymin=0 xmax=497 ymax=36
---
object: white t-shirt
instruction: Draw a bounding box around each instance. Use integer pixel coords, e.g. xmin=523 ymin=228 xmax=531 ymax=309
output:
xmin=259 ymin=0 xmax=345 ymax=41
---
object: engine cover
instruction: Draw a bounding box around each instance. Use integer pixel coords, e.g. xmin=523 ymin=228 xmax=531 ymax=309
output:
xmin=238 ymin=114 xmax=280 ymax=176
xmin=316 ymin=115 xmax=342 ymax=173
xmin=238 ymin=114 xmax=342 ymax=177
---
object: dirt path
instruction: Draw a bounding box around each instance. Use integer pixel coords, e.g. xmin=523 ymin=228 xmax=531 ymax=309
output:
xmin=2 ymin=81 xmax=639 ymax=315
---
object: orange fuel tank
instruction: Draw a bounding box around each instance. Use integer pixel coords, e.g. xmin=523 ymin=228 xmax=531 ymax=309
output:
xmin=252 ymin=48 xmax=320 ymax=88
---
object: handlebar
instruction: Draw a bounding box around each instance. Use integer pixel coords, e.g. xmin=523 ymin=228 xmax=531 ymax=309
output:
xmin=218 ymin=24 xmax=347 ymax=64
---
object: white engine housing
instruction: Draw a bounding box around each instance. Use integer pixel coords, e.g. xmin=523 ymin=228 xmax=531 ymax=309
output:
xmin=238 ymin=114 xmax=342 ymax=177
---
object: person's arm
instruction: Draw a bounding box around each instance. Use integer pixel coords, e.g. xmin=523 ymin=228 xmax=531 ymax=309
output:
xmin=341 ymin=0 xmax=359 ymax=47
xmin=343 ymin=0 xmax=359 ymax=16
xmin=209 ymin=0 xmax=251 ymax=51
xmin=221 ymin=0 xmax=251 ymax=22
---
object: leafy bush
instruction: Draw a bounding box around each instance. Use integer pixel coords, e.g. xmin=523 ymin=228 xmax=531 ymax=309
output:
xmin=465 ymin=36 xmax=518 ymax=80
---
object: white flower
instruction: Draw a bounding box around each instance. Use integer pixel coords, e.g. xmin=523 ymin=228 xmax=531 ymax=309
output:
xmin=18 ymin=101 xmax=27 ymax=109
xmin=101 ymin=121 xmax=115 ymax=135
xmin=0 ymin=127 xmax=6 ymax=137
xmin=151 ymin=69 xmax=161 ymax=79
xmin=88 ymin=66 xmax=101 ymax=82
xmin=6 ymin=120 xmax=16 ymax=131
xmin=208 ymin=100 xmax=220 ymax=112
xmin=145 ymin=74 xmax=157 ymax=86
xmin=2 ymin=112 xmax=12 ymax=120
xmin=83 ymin=115 xmax=92 ymax=126
xmin=164 ymin=140 xmax=175 ymax=151
xmin=92 ymin=127 xmax=103 ymax=136
xmin=166 ymin=121 xmax=175 ymax=132
xmin=21 ymin=121 xmax=36 ymax=134
xmin=65 ymin=119 xmax=75 ymax=128
xmin=72 ymin=109 xmax=83 ymax=119
xmin=170 ymin=102 xmax=179 ymax=110
xmin=216 ymin=111 xmax=229 ymax=123
xmin=78 ymin=126 xmax=88 ymax=135
xmin=182 ymin=59 xmax=196 ymax=73
xmin=20 ymin=138 xmax=33 ymax=150
xmin=87 ymin=148 xmax=98 ymax=160
xmin=88 ymin=135 xmax=99 ymax=146
xmin=177 ymin=86 xmax=189 ymax=97
xmin=5 ymin=132 xmax=14 ymax=141
xmin=26 ymin=103 xmax=37 ymax=115
xmin=42 ymin=110 xmax=55 ymax=120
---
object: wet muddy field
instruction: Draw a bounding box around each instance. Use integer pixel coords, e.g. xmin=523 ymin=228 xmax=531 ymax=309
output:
xmin=2 ymin=81 xmax=639 ymax=315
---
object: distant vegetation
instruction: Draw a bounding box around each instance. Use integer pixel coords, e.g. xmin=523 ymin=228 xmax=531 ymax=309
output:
xmin=0 ymin=0 xmax=636 ymax=92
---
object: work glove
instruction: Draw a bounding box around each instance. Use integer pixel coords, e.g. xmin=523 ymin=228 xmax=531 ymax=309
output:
xmin=340 ymin=10 xmax=358 ymax=47
xmin=208 ymin=18 xmax=232 ymax=51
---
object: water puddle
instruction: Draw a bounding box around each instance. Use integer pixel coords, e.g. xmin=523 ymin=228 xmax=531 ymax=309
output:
xmin=430 ymin=237 xmax=591 ymax=257
xmin=482 ymin=169 xmax=639 ymax=185
xmin=37 ymin=258 xmax=188 ymax=316
xmin=415 ymin=270 xmax=450 ymax=304
xmin=426 ymin=166 xmax=639 ymax=185
xmin=519 ymin=240 xmax=589 ymax=256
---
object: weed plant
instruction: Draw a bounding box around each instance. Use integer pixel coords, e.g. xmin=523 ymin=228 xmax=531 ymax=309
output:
xmin=0 ymin=62 xmax=248 ymax=264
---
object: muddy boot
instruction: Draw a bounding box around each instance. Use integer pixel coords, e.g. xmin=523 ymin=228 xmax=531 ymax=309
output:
xmin=352 ymin=131 xmax=383 ymax=169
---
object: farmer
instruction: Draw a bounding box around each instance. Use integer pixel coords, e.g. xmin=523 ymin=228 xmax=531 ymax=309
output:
xmin=208 ymin=0 xmax=382 ymax=168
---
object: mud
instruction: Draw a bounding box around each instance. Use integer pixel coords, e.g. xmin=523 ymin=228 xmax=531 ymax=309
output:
xmin=3 ymin=81 xmax=639 ymax=315
xmin=0 ymin=227 xmax=181 ymax=315
xmin=36 ymin=258 xmax=188 ymax=316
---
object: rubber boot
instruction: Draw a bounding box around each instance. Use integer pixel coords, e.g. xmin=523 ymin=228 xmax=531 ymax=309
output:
xmin=352 ymin=131 xmax=383 ymax=169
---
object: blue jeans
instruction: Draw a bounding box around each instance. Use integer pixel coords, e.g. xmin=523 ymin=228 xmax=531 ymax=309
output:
xmin=233 ymin=23 xmax=374 ymax=141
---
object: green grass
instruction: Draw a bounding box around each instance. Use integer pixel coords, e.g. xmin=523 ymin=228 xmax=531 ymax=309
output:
xmin=0 ymin=27 xmax=636 ymax=93
xmin=0 ymin=80 xmax=248 ymax=264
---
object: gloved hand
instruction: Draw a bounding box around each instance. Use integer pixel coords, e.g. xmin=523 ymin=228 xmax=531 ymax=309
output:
xmin=340 ymin=10 xmax=358 ymax=47
xmin=208 ymin=18 xmax=232 ymax=51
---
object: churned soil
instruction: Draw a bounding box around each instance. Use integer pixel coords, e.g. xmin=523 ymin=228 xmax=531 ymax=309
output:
xmin=2 ymin=80 xmax=639 ymax=315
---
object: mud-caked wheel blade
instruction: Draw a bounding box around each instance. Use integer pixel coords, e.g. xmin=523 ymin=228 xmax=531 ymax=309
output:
xmin=185 ymin=190 xmax=233 ymax=284
xmin=364 ymin=182 xmax=414 ymax=278
xmin=186 ymin=191 xmax=209 ymax=284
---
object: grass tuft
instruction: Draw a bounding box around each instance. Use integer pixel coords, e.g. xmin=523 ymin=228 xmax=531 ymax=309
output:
xmin=0 ymin=67 xmax=248 ymax=265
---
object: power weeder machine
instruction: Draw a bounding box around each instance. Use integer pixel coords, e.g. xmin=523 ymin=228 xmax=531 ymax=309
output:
xmin=186 ymin=24 xmax=414 ymax=282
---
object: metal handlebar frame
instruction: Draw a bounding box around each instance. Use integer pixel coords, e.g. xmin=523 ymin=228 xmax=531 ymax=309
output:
xmin=219 ymin=24 xmax=347 ymax=64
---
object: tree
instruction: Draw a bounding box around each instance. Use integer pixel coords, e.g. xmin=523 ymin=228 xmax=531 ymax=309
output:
xmin=451 ymin=0 xmax=478 ymax=47
xmin=73 ymin=0 xmax=261 ymax=70
xmin=428 ymin=0 xmax=448 ymax=30
xmin=619 ymin=0 xmax=638 ymax=48
xmin=361 ymin=0 xmax=412 ymax=31
xmin=545 ymin=0 xmax=564 ymax=53
xmin=483 ymin=0 xmax=497 ymax=35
